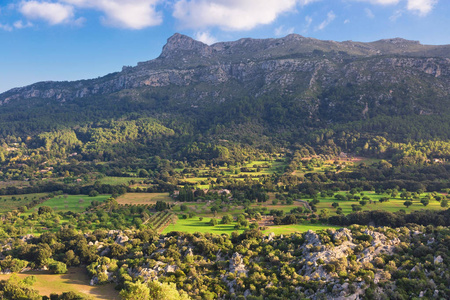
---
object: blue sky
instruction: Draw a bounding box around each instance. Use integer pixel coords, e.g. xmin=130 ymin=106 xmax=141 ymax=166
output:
xmin=0 ymin=0 xmax=448 ymax=93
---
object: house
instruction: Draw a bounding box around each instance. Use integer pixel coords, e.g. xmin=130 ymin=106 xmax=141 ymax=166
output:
xmin=219 ymin=189 xmax=231 ymax=195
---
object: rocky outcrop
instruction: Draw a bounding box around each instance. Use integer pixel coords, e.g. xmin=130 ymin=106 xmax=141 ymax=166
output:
xmin=229 ymin=252 xmax=247 ymax=275
xmin=1 ymin=33 xmax=450 ymax=119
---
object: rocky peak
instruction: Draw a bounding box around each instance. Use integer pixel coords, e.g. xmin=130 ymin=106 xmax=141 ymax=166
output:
xmin=281 ymin=33 xmax=306 ymax=42
xmin=377 ymin=37 xmax=420 ymax=45
xmin=159 ymin=33 xmax=211 ymax=58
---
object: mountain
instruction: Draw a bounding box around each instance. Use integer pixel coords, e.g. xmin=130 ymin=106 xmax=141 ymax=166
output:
xmin=0 ymin=33 xmax=450 ymax=154
xmin=2 ymin=33 xmax=450 ymax=105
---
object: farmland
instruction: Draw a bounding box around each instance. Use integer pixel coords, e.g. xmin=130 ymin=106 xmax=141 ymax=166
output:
xmin=27 ymin=194 xmax=111 ymax=214
xmin=116 ymin=192 xmax=172 ymax=205
xmin=113 ymin=188 xmax=448 ymax=235
xmin=0 ymin=193 xmax=47 ymax=213
xmin=162 ymin=218 xmax=246 ymax=235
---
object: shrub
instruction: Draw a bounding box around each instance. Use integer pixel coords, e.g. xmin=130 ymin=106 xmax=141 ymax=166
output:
xmin=49 ymin=261 xmax=68 ymax=274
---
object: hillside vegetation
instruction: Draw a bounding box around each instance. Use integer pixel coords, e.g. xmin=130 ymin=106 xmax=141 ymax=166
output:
xmin=0 ymin=34 xmax=450 ymax=299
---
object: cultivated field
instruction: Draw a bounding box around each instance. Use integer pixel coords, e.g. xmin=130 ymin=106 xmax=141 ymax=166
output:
xmin=314 ymin=191 xmax=447 ymax=215
xmin=99 ymin=176 xmax=147 ymax=185
xmin=116 ymin=192 xmax=173 ymax=205
xmin=0 ymin=193 xmax=47 ymax=213
xmin=162 ymin=218 xmax=246 ymax=235
xmin=27 ymin=194 xmax=111 ymax=214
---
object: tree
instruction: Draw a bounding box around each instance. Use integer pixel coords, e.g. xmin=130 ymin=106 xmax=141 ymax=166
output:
xmin=281 ymin=215 xmax=297 ymax=225
xmin=420 ymin=198 xmax=429 ymax=207
xmin=118 ymin=280 xmax=192 ymax=300
xmin=0 ymin=274 xmax=41 ymax=300
xmin=120 ymin=281 xmax=151 ymax=300
xmin=441 ymin=199 xmax=449 ymax=208
xmin=38 ymin=206 xmax=53 ymax=215
xmin=403 ymin=201 xmax=413 ymax=208
xmin=155 ymin=201 xmax=168 ymax=211
xmin=351 ymin=205 xmax=362 ymax=212
xmin=35 ymin=243 xmax=52 ymax=266
xmin=221 ymin=215 xmax=233 ymax=224
xmin=49 ymin=261 xmax=67 ymax=274
xmin=138 ymin=169 xmax=149 ymax=177
xmin=89 ymin=190 xmax=99 ymax=197
xmin=147 ymin=280 xmax=190 ymax=300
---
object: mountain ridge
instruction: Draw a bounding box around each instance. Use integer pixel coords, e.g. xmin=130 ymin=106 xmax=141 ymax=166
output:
xmin=2 ymin=33 xmax=450 ymax=104
xmin=0 ymin=33 xmax=449 ymax=145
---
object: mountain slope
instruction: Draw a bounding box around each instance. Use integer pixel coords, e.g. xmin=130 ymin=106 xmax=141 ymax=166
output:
xmin=0 ymin=33 xmax=449 ymax=148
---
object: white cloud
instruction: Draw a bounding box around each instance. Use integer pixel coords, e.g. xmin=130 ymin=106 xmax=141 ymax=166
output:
xmin=18 ymin=0 xmax=162 ymax=29
xmin=365 ymin=8 xmax=375 ymax=18
xmin=13 ymin=20 xmax=33 ymax=29
xmin=406 ymin=0 xmax=437 ymax=15
xmin=19 ymin=1 xmax=75 ymax=25
xmin=354 ymin=0 xmax=400 ymax=4
xmin=302 ymin=15 xmax=313 ymax=34
xmin=344 ymin=19 xmax=350 ymax=24
xmin=353 ymin=0 xmax=437 ymax=16
xmin=62 ymin=0 xmax=162 ymax=29
xmin=0 ymin=23 xmax=13 ymax=31
xmin=315 ymin=10 xmax=336 ymax=31
xmin=194 ymin=31 xmax=217 ymax=45
xmin=274 ymin=25 xmax=295 ymax=37
xmin=389 ymin=9 xmax=403 ymax=20
xmin=173 ymin=0 xmax=301 ymax=31
xmin=298 ymin=0 xmax=321 ymax=4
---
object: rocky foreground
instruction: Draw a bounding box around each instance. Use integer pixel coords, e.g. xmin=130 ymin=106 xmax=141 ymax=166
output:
xmin=7 ymin=224 xmax=441 ymax=299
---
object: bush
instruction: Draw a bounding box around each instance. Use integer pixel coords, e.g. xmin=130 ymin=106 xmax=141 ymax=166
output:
xmin=89 ymin=190 xmax=99 ymax=197
xmin=324 ymin=264 xmax=336 ymax=272
xmin=49 ymin=261 xmax=67 ymax=274
xmin=356 ymin=234 xmax=373 ymax=243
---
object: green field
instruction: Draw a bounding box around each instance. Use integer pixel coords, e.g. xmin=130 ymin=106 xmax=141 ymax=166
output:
xmin=314 ymin=191 xmax=446 ymax=215
xmin=179 ymin=159 xmax=287 ymax=189
xmin=0 ymin=193 xmax=47 ymax=213
xmin=116 ymin=192 xmax=173 ymax=205
xmin=99 ymin=176 xmax=147 ymax=185
xmin=263 ymin=224 xmax=341 ymax=235
xmin=162 ymin=217 xmax=340 ymax=235
xmin=162 ymin=218 xmax=247 ymax=234
xmin=27 ymin=194 xmax=111 ymax=214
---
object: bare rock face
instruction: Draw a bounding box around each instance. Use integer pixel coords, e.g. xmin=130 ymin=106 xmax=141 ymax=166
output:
xmin=434 ymin=255 xmax=444 ymax=264
xmin=303 ymin=230 xmax=322 ymax=248
xmin=164 ymin=264 xmax=178 ymax=273
xmin=229 ymin=252 xmax=247 ymax=275
xmin=333 ymin=228 xmax=353 ymax=243
xmin=159 ymin=33 xmax=212 ymax=59
xmin=115 ymin=234 xmax=129 ymax=245
xmin=1 ymin=33 xmax=450 ymax=122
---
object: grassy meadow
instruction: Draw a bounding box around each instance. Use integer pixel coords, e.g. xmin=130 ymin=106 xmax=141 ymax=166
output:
xmin=27 ymin=194 xmax=111 ymax=214
xmin=0 ymin=193 xmax=47 ymax=213
xmin=314 ymin=191 xmax=447 ymax=215
xmin=162 ymin=218 xmax=246 ymax=235
xmin=116 ymin=192 xmax=173 ymax=205
xmin=0 ymin=268 xmax=120 ymax=299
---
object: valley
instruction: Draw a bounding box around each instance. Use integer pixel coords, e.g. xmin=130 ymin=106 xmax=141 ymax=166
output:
xmin=0 ymin=33 xmax=450 ymax=299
